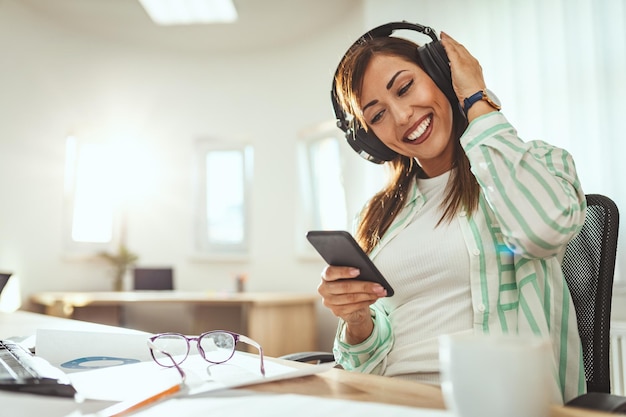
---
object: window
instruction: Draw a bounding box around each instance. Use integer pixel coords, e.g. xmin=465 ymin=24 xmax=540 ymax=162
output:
xmin=69 ymin=143 xmax=115 ymax=243
xmin=194 ymin=139 xmax=253 ymax=257
xmin=296 ymin=127 xmax=348 ymax=248
xmin=297 ymin=123 xmax=387 ymax=257
xmin=63 ymin=135 xmax=155 ymax=255
xmin=306 ymin=136 xmax=348 ymax=230
xmin=64 ymin=136 xmax=120 ymax=254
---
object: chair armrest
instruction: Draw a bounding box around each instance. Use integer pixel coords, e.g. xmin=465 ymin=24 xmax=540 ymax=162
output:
xmin=278 ymin=351 xmax=335 ymax=364
xmin=566 ymin=392 xmax=626 ymax=413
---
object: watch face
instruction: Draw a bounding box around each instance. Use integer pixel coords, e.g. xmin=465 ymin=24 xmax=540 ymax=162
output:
xmin=484 ymin=89 xmax=502 ymax=108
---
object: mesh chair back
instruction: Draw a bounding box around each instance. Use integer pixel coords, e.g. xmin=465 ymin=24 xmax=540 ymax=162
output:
xmin=562 ymin=194 xmax=620 ymax=393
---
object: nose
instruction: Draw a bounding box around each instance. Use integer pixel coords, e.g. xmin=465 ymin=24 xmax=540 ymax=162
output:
xmin=389 ymin=101 xmax=413 ymax=126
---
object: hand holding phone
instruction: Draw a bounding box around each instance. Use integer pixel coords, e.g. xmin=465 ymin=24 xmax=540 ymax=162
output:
xmin=306 ymin=230 xmax=394 ymax=297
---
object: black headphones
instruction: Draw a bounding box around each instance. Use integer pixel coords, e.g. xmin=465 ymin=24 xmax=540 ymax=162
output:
xmin=331 ymin=21 xmax=461 ymax=164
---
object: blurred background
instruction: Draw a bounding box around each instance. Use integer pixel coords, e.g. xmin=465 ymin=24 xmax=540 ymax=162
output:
xmin=0 ymin=0 xmax=624 ymax=350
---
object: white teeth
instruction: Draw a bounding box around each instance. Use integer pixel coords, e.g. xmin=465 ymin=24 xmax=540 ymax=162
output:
xmin=406 ymin=116 xmax=432 ymax=141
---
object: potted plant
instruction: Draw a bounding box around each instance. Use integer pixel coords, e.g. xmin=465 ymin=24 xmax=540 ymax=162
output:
xmin=98 ymin=244 xmax=138 ymax=291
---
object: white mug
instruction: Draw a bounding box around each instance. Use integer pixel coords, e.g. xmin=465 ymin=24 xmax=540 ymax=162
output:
xmin=439 ymin=333 xmax=554 ymax=417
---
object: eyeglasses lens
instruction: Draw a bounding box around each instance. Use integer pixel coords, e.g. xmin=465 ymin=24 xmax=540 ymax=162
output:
xmin=151 ymin=334 xmax=188 ymax=366
xmin=199 ymin=332 xmax=236 ymax=363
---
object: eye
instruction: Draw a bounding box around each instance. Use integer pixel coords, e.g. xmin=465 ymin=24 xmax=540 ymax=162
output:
xmin=398 ymin=79 xmax=414 ymax=96
xmin=370 ymin=110 xmax=384 ymax=124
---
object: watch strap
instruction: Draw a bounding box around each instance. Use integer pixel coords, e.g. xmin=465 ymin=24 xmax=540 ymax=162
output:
xmin=463 ymin=91 xmax=484 ymax=117
xmin=463 ymin=90 xmax=501 ymax=117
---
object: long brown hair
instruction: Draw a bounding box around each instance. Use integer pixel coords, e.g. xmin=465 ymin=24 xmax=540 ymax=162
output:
xmin=334 ymin=36 xmax=480 ymax=253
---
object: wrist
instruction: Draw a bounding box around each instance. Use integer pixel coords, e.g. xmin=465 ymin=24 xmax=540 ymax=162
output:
xmin=463 ymin=89 xmax=501 ymax=120
xmin=344 ymin=317 xmax=374 ymax=345
xmin=466 ymin=100 xmax=499 ymax=122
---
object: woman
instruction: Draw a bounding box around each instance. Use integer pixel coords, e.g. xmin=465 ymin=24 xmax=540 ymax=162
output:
xmin=318 ymin=29 xmax=587 ymax=403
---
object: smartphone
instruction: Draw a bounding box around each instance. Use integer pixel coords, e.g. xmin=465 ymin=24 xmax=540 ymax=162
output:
xmin=306 ymin=230 xmax=394 ymax=297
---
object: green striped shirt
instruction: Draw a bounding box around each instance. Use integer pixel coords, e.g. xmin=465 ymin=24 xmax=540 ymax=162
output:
xmin=333 ymin=112 xmax=587 ymax=403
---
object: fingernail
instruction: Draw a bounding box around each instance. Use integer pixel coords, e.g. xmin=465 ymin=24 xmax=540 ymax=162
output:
xmin=373 ymin=285 xmax=386 ymax=296
xmin=348 ymin=268 xmax=360 ymax=277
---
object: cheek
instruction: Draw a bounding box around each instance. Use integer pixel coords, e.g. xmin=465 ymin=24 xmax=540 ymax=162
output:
xmin=368 ymin=122 xmax=384 ymax=137
xmin=437 ymin=99 xmax=455 ymax=136
xmin=370 ymin=124 xmax=396 ymax=147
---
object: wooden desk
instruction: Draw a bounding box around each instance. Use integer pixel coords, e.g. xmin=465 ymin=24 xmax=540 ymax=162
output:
xmin=248 ymin=368 xmax=612 ymax=417
xmin=29 ymin=291 xmax=318 ymax=357
xmin=0 ymin=311 xmax=612 ymax=417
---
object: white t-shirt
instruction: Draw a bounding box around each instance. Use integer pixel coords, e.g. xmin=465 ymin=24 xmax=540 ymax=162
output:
xmin=373 ymin=170 xmax=473 ymax=381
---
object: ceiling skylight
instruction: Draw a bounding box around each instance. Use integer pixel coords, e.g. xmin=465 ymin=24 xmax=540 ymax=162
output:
xmin=138 ymin=0 xmax=238 ymax=26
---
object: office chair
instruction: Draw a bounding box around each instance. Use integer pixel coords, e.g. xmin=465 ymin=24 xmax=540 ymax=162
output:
xmin=563 ymin=194 xmax=626 ymax=413
xmin=278 ymin=351 xmax=335 ymax=364
xmin=133 ymin=267 xmax=174 ymax=291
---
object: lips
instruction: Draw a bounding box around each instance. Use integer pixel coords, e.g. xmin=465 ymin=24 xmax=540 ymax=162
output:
xmin=403 ymin=114 xmax=433 ymax=144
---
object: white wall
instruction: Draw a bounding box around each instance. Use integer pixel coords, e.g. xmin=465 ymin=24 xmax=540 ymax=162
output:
xmin=0 ymin=0 xmax=372 ymax=348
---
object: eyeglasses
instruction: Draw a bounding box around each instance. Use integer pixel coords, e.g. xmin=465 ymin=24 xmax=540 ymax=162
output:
xmin=147 ymin=330 xmax=265 ymax=377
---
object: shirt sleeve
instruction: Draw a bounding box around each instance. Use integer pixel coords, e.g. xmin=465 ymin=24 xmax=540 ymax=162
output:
xmin=332 ymin=302 xmax=394 ymax=374
xmin=460 ymin=112 xmax=586 ymax=259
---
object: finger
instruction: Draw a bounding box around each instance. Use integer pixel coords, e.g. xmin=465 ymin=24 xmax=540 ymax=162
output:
xmin=441 ymin=31 xmax=463 ymax=47
xmin=325 ymin=287 xmax=381 ymax=306
xmin=322 ymin=293 xmax=376 ymax=309
xmin=318 ymin=278 xmax=375 ymax=300
xmin=321 ymin=265 xmax=360 ymax=282
xmin=331 ymin=302 xmax=376 ymax=320
xmin=441 ymin=32 xmax=473 ymax=66
xmin=321 ymin=266 xmax=387 ymax=296
xmin=440 ymin=31 xmax=462 ymax=57
xmin=318 ymin=277 xmax=384 ymax=303
xmin=322 ymin=277 xmax=387 ymax=297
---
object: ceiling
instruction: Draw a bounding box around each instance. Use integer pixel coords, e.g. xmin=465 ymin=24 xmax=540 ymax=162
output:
xmin=17 ymin=0 xmax=361 ymax=54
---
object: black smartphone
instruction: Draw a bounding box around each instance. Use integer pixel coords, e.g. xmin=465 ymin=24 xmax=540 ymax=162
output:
xmin=306 ymin=230 xmax=394 ymax=297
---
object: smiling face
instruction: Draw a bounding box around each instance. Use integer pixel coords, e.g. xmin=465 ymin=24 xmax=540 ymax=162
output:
xmin=359 ymin=54 xmax=455 ymax=177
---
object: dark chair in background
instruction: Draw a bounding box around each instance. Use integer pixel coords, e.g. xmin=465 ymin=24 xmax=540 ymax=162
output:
xmin=133 ymin=268 xmax=174 ymax=291
xmin=0 ymin=272 xmax=11 ymax=294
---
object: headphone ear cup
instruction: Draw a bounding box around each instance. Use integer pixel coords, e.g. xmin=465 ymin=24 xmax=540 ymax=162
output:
xmin=417 ymin=41 xmax=450 ymax=88
xmin=418 ymin=41 xmax=462 ymax=117
xmin=350 ymin=121 xmax=398 ymax=164
xmin=331 ymin=85 xmax=397 ymax=164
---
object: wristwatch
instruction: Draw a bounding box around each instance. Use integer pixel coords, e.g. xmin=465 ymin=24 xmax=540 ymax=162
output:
xmin=463 ymin=89 xmax=501 ymax=117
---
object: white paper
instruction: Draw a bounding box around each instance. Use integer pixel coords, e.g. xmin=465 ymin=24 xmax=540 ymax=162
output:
xmin=33 ymin=328 xmax=333 ymax=403
xmin=0 ymin=390 xmax=115 ymax=417
xmin=67 ymin=349 xmax=332 ymax=401
xmin=36 ymin=329 xmax=153 ymax=373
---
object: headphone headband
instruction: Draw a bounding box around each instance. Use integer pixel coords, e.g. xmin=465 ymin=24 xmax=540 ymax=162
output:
xmin=331 ymin=21 xmax=453 ymax=164
xmin=363 ymin=21 xmax=438 ymax=42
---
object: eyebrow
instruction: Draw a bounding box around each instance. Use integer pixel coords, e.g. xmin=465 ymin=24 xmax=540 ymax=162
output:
xmin=386 ymin=70 xmax=406 ymax=89
xmin=362 ymin=70 xmax=407 ymax=113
